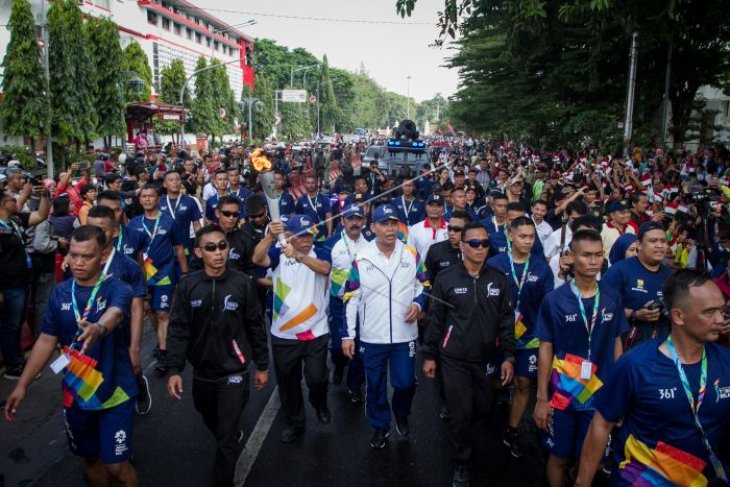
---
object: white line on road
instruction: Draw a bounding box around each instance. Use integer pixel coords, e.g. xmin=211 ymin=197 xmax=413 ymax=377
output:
xmin=235 ymin=386 xmax=281 ymax=486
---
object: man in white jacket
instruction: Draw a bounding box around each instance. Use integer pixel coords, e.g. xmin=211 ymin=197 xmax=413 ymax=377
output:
xmin=342 ymin=204 xmax=430 ymax=449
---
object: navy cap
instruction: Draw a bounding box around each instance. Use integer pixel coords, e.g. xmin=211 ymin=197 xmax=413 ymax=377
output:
xmin=373 ymin=204 xmax=400 ymax=223
xmin=284 ymin=214 xmax=317 ymax=235
xmin=606 ymin=199 xmax=630 ymax=213
xmin=637 ymin=221 xmax=665 ymax=240
xmin=427 ymin=194 xmax=445 ymax=205
xmin=342 ymin=204 xmax=365 ymax=219
xmin=353 ymin=192 xmax=367 ymax=203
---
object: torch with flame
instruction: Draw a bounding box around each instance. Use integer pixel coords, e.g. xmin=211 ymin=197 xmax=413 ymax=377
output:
xmin=253 ymin=148 xmax=286 ymax=243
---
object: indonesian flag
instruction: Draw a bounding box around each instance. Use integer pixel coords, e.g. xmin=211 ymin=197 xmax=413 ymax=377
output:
xmin=641 ymin=174 xmax=653 ymax=187
xmin=653 ymin=191 xmax=664 ymax=203
xmin=665 ymin=200 xmax=679 ymax=215
xmin=677 ymin=201 xmax=689 ymax=214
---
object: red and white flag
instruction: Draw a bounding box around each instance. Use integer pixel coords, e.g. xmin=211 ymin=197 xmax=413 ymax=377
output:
xmin=664 ymin=200 xmax=679 ymax=215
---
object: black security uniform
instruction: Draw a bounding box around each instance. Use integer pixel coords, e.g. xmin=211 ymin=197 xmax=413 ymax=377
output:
xmin=167 ymin=269 xmax=268 ymax=487
xmin=423 ymin=263 xmax=515 ymax=465
xmin=424 ymin=239 xmax=463 ymax=284
xmin=189 ymin=228 xmax=257 ymax=280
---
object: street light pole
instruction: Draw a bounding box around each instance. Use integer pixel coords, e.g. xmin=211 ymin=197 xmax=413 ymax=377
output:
xmin=623 ymin=32 xmax=639 ymax=157
xmin=40 ymin=0 xmax=53 ymax=177
xmin=178 ymin=57 xmax=241 ymax=151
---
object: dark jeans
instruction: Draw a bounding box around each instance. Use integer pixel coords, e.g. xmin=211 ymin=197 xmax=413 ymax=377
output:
xmin=0 ymin=287 xmax=29 ymax=368
xmin=441 ymin=355 xmax=495 ymax=464
xmin=192 ymin=372 xmax=250 ymax=487
xmin=271 ymin=334 xmax=329 ymax=428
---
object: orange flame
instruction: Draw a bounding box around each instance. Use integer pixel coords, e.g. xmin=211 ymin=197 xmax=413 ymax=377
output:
xmin=251 ymin=148 xmax=272 ymax=172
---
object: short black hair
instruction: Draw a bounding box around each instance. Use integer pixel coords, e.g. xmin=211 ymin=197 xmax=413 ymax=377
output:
xmin=52 ymin=196 xmax=71 ymax=216
xmin=569 ymin=229 xmax=603 ymax=251
xmin=195 ymin=224 xmax=226 ymax=248
xmin=246 ymin=194 xmax=267 ymax=215
xmin=662 ymin=269 xmax=709 ymax=315
xmin=163 ymin=170 xmax=181 ymax=180
xmin=509 ymin=216 xmax=535 ymax=232
xmin=566 ymin=200 xmax=589 ymax=217
xmin=460 ymin=222 xmax=488 ymax=241
xmin=217 ymin=194 xmax=241 ymax=211
xmin=80 ymin=184 xmax=96 ymax=198
xmin=449 ymin=210 xmax=472 ymax=223
xmin=629 ymin=192 xmax=647 ymax=206
xmin=532 ymin=199 xmax=548 ymax=208
xmin=96 ymin=190 xmax=121 ymax=204
xmin=492 ymin=193 xmax=509 ymax=202
xmin=87 ymin=205 xmax=116 ymax=222
xmin=71 ymin=225 xmax=106 ymax=249
xmin=140 ymin=184 xmax=161 ymax=196
xmin=570 ymin=215 xmax=603 ymax=233
xmin=506 ymin=202 xmax=525 ymax=214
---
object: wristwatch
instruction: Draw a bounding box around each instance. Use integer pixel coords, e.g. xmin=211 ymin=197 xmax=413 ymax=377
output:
xmin=96 ymin=321 xmax=108 ymax=337
xmin=630 ymin=309 xmax=638 ymax=322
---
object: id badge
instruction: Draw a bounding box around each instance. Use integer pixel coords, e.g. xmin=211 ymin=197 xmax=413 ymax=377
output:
xmin=50 ymin=353 xmax=70 ymax=374
xmin=580 ymin=360 xmax=592 ymax=380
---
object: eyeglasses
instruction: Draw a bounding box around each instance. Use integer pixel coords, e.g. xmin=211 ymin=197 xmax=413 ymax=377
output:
xmin=464 ymin=239 xmax=489 ymax=249
xmin=249 ymin=212 xmax=266 ymax=219
xmin=219 ymin=210 xmax=239 ymax=218
xmin=447 ymin=225 xmax=463 ymax=233
xmin=202 ymin=240 xmax=228 ymax=252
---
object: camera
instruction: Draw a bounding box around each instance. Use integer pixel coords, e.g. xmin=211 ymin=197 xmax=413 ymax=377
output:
xmin=22 ymin=169 xmax=45 ymax=186
xmin=646 ymin=298 xmax=670 ymax=322
xmin=683 ymin=187 xmax=721 ymax=204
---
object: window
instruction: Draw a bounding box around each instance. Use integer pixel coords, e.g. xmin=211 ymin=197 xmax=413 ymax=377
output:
xmin=147 ymin=11 xmax=158 ymax=26
xmin=95 ymin=0 xmax=110 ymax=8
xmin=195 ymin=32 xmax=202 ymax=43
xmin=206 ymin=36 xmax=211 ymax=47
xmin=162 ymin=18 xmax=170 ymax=30
xmin=186 ymin=27 xmax=192 ymax=40
xmin=174 ymin=23 xmax=181 ymax=35
xmin=213 ymin=40 xmax=219 ymax=51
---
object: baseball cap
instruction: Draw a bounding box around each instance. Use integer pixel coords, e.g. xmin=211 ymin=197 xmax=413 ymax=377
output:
xmin=606 ymin=199 xmax=630 ymax=213
xmin=342 ymin=204 xmax=365 ymax=219
xmin=284 ymin=214 xmax=317 ymax=235
xmin=353 ymin=192 xmax=367 ymax=203
xmin=427 ymin=194 xmax=445 ymax=205
xmin=373 ymin=204 xmax=400 ymax=223
xmin=637 ymin=221 xmax=665 ymax=240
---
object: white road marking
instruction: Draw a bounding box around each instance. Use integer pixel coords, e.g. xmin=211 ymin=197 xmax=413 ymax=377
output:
xmin=235 ymin=387 xmax=281 ymax=486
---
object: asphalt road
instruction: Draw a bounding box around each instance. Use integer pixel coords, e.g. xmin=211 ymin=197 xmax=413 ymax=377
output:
xmin=1 ymin=327 xmax=556 ymax=487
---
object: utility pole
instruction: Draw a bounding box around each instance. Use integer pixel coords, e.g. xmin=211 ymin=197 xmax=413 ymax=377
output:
xmin=274 ymin=89 xmax=281 ymax=139
xmin=406 ymin=76 xmax=412 ymax=120
xmin=660 ymin=38 xmax=673 ymax=149
xmin=623 ymin=32 xmax=639 ymax=158
xmin=40 ymin=0 xmax=53 ymax=177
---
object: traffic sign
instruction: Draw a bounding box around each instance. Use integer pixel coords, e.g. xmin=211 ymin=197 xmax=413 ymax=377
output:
xmin=281 ymin=89 xmax=307 ymax=103
xmin=309 ymin=94 xmax=317 ymax=104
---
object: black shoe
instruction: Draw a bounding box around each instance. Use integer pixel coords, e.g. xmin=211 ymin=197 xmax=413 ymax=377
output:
xmin=315 ymin=407 xmax=331 ymax=425
xmin=280 ymin=425 xmax=304 ymax=443
xmin=348 ymin=389 xmax=363 ymax=404
xmin=135 ymin=375 xmax=152 ymax=415
xmin=502 ymin=428 xmax=523 ymax=459
xmin=439 ymin=405 xmax=451 ymax=421
xmin=332 ymin=365 xmax=344 ymax=386
xmin=452 ymin=465 xmax=470 ymax=487
xmin=369 ymin=428 xmax=389 ymax=449
xmin=395 ymin=415 xmax=410 ymax=437
xmin=2 ymin=366 xmax=22 ymax=380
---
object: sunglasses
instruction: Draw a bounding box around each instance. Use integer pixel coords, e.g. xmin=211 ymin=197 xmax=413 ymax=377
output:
xmin=249 ymin=212 xmax=266 ymax=219
xmin=464 ymin=239 xmax=489 ymax=249
xmin=201 ymin=240 xmax=228 ymax=252
xmin=447 ymin=225 xmax=463 ymax=233
xmin=219 ymin=210 xmax=239 ymax=218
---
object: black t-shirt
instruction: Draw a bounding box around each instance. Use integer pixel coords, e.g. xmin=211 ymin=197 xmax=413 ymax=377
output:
xmin=0 ymin=213 xmax=32 ymax=290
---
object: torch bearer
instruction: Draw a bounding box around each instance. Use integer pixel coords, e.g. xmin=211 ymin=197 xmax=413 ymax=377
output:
xmin=251 ymin=148 xmax=286 ymax=243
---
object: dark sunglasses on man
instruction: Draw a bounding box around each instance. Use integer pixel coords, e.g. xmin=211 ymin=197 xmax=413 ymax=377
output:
xmin=201 ymin=240 xmax=228 ymax=252
xmin=464 ymin=239 xmax=489 ymax=249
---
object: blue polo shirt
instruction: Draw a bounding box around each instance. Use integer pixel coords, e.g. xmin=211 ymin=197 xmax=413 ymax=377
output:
xmin=390 ymin=196 xmax=425 ymax=226
xmin=595 ymin=339 xmax=730 ymax=486
xmin=159 ymin=194 xmax=201 ymax=248
xmin=42 ymin=277 xmax=137 ymax=410
xmin=113 ymin=224 xmax=144 ymax=260
xmin=534 ymin=281 xmax=628 ymax=411
xmin=279 ymin=192 xmax=295 ymax=216
xmin=128 ymin=213 xmax=183 ymax=286
xmin=295 ymin=193 xmax=332 ymax=239
xmin=487 ymin=252 xmax=554 ymax=349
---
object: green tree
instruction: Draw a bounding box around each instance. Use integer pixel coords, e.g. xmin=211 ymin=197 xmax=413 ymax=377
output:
xmin=208 ymin=59 xmax=237 ymax=144
xmin=0 ymin=0 xmax=49 ymax=141
xmin=155 ymin=59 xmax=190 ymax=142
xmin=85 ymin=17 xmax=125 ymax=148
xmin=122 ymin=41 xmax=152 ymax=102
xmin=251 ymin=73 xmax=275 ymax=140
xmin=48 ymin=0 xmax=96 ymax=153
xmin=318 ymin=55 xmax=340 ymax=135
xmin=189 ymin=56 xmax=216 ymax=139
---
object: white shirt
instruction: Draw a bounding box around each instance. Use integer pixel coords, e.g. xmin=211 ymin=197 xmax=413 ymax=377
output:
xmin=533 ymin=218 xmax=553 ymax=245
xmin=407 ymin=218 xmax=447 ymax=261
xmin=543 ymin=226 xmax=573 ymax=260
xmin=329 ymin=233 xmax=368 ymax=299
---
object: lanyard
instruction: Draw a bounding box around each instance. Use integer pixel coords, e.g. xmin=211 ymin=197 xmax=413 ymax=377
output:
xmin=142 ymin=213 xmax=161 ymax=245
xmin=307 ymin=194 xmax=321 ymax=221
xmin=666 ymin=337 xmax=728 ymax=482
xmin=508 ymin=252 xmax=530 ymax=311
xmin=402 ymin=196 xmax=414 ymax=219
xmin=115 ymin=225 xmax=123 ymax=253
xmin=71 ymin=275 xmax=105 ymax=323
xmin=165 ymin=195 xmax=181 ymax=220
xmin=102 ymin=247 xmax=115 ymax=277
xmin=569 ymin=281 xmax=600 ymax=362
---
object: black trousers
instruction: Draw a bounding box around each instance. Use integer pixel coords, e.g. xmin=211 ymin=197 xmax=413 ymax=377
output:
xmin=192 ymin=372 xmax=250 ymax=487
xmin=271 ymin=334 xmax=329 ymax=428
xmin=441 ymin=356 xmax=494 ymax=464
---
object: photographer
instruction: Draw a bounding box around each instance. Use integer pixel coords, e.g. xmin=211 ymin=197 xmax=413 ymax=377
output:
xmin=602 ymin=221 xmax=673 ymax=350
xmin=0 ymin=184 xmax=50 ymax=379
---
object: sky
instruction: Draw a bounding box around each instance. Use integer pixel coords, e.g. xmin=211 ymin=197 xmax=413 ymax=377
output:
xmin=204 ymin=0 xmax=460 ymax=102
